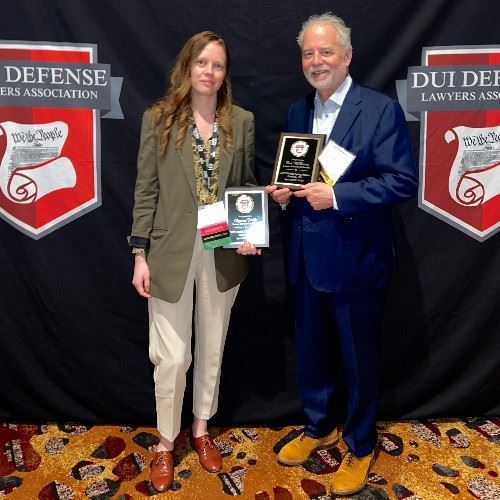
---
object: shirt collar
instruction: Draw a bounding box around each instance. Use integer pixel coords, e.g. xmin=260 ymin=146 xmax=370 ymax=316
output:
xmin=314 ymin=74 xmax=352 ymax=109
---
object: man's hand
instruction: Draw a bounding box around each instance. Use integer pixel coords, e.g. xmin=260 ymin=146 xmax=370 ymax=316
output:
xmin=293 ymin=182 xmax=333 ymax=210
xmin=265 ymin=185 xmax=293 ymax=205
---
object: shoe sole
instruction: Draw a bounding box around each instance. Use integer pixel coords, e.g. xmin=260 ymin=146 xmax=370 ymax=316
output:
xmin=331 ymin=480 xmax=367 ymax=496
xmin=277 ymin=437 xmax=339 ymax=466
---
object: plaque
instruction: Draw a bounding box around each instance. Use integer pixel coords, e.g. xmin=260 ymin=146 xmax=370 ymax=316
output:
xmin=271 ymin=132 xmax=326 ymax=189
xmin=223 ymin=187 xmax=269 ymax=248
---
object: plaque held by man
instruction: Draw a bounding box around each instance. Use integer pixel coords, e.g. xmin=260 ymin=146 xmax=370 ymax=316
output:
xmin=271 ymin=132 xmax=326 ymax=190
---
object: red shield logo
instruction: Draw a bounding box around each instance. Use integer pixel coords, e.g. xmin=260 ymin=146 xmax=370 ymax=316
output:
xmin=407 ymin=46 xmax=500 ymax=241
xmin=0 ymin=41 xmax=121 ymax=239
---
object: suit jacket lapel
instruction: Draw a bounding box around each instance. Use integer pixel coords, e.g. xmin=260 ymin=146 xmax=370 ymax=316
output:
xmin=330 ymin=82 xmax=362 ymax=144
xmin=177 ymin=123 xmax=198 ymax=203
xmin=305 ymin=93 xmax=315 ymax=133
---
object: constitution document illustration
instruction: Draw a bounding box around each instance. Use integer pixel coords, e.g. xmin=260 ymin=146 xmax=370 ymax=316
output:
xmin=0 ymin=121 xmax=76 ymax=205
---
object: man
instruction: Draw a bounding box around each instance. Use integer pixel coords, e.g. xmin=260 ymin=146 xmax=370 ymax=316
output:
xmin=266 ymin=13 xmax=417 ymax=495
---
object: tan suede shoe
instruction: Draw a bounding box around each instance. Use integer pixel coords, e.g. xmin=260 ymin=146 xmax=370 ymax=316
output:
xmin=331 ymin=450 xmax=375 ymax=495
xmin=150 ymin=450 xmax=174 ymax=492
xmin=277 ymin=428 xmax=339 ymax=465
xmin=190 ymin=433 xmax=222 ymax=472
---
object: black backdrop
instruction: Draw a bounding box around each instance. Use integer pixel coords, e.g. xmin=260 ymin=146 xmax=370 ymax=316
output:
xmin=0 ymin=0 xmax=498 ymax=427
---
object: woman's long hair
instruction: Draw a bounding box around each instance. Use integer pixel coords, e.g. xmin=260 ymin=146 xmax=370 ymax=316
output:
xmin=151 ymin=31 xmax=233 ymax=153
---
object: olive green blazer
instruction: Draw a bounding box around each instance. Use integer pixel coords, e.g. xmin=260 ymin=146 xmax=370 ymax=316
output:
xmin=131 ymin=105 xmax=256 ymax=303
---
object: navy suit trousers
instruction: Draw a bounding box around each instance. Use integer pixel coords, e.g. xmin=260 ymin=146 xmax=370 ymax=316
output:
xmin=293 ymin=253 xmax=384 ymax=457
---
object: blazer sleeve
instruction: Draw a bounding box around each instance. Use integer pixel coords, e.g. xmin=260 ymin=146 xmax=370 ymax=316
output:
xmin=333 ymin=100 xmax=418 ymax=214
xmin=130 ymin=109 xmax=159 ymax=246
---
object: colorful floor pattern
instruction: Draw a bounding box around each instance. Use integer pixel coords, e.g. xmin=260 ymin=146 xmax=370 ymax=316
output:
xmin=1 ymin=418 xmax=499 ymax=499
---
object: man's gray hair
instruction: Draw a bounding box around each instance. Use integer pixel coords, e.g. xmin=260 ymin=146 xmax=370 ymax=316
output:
xmin=297 ymin=12 xmax=352 ymax=50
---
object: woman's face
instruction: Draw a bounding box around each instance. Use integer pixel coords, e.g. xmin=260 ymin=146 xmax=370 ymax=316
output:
xmin=190 ymin=41 xmax=227 ymax=99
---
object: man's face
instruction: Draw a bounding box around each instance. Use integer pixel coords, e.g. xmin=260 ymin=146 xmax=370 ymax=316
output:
xmin=301 ymin=22 xmax=352 ymax=101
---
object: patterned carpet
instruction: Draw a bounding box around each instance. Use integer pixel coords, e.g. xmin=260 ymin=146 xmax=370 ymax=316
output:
xmin=1 ymin=418 xmax=499 ymax=499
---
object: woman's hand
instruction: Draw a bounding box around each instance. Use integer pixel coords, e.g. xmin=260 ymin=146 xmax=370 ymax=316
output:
xmin=132 ymin=254 xmax=152 ymax=298
xmin=236 ymin=241 xmax=262 ymax=256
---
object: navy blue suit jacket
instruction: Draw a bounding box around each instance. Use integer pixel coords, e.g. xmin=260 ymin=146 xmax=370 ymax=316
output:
xmin=286 ymin=81 xmax=417 ymax=292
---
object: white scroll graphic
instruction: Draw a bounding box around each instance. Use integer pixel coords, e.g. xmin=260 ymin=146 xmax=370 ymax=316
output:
xmin=445 ymin=126 xmax=500 ymax=207
xmin=0 ymin=121 xmax=76 ymax=204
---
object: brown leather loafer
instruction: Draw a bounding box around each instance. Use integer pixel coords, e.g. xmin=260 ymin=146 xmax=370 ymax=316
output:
xmin=150 ymin=450 xmax=174 ymax=492
xmin=190 ymin=433 xmax=222 ymax=472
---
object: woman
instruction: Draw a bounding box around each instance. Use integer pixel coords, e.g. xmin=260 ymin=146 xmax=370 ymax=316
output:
xmin=130 ymin=31 xmax=259 ymax=492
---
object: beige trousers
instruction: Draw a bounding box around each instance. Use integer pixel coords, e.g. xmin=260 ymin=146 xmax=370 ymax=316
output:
xmin=148 ymin=234 xmax=239 ymax=442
